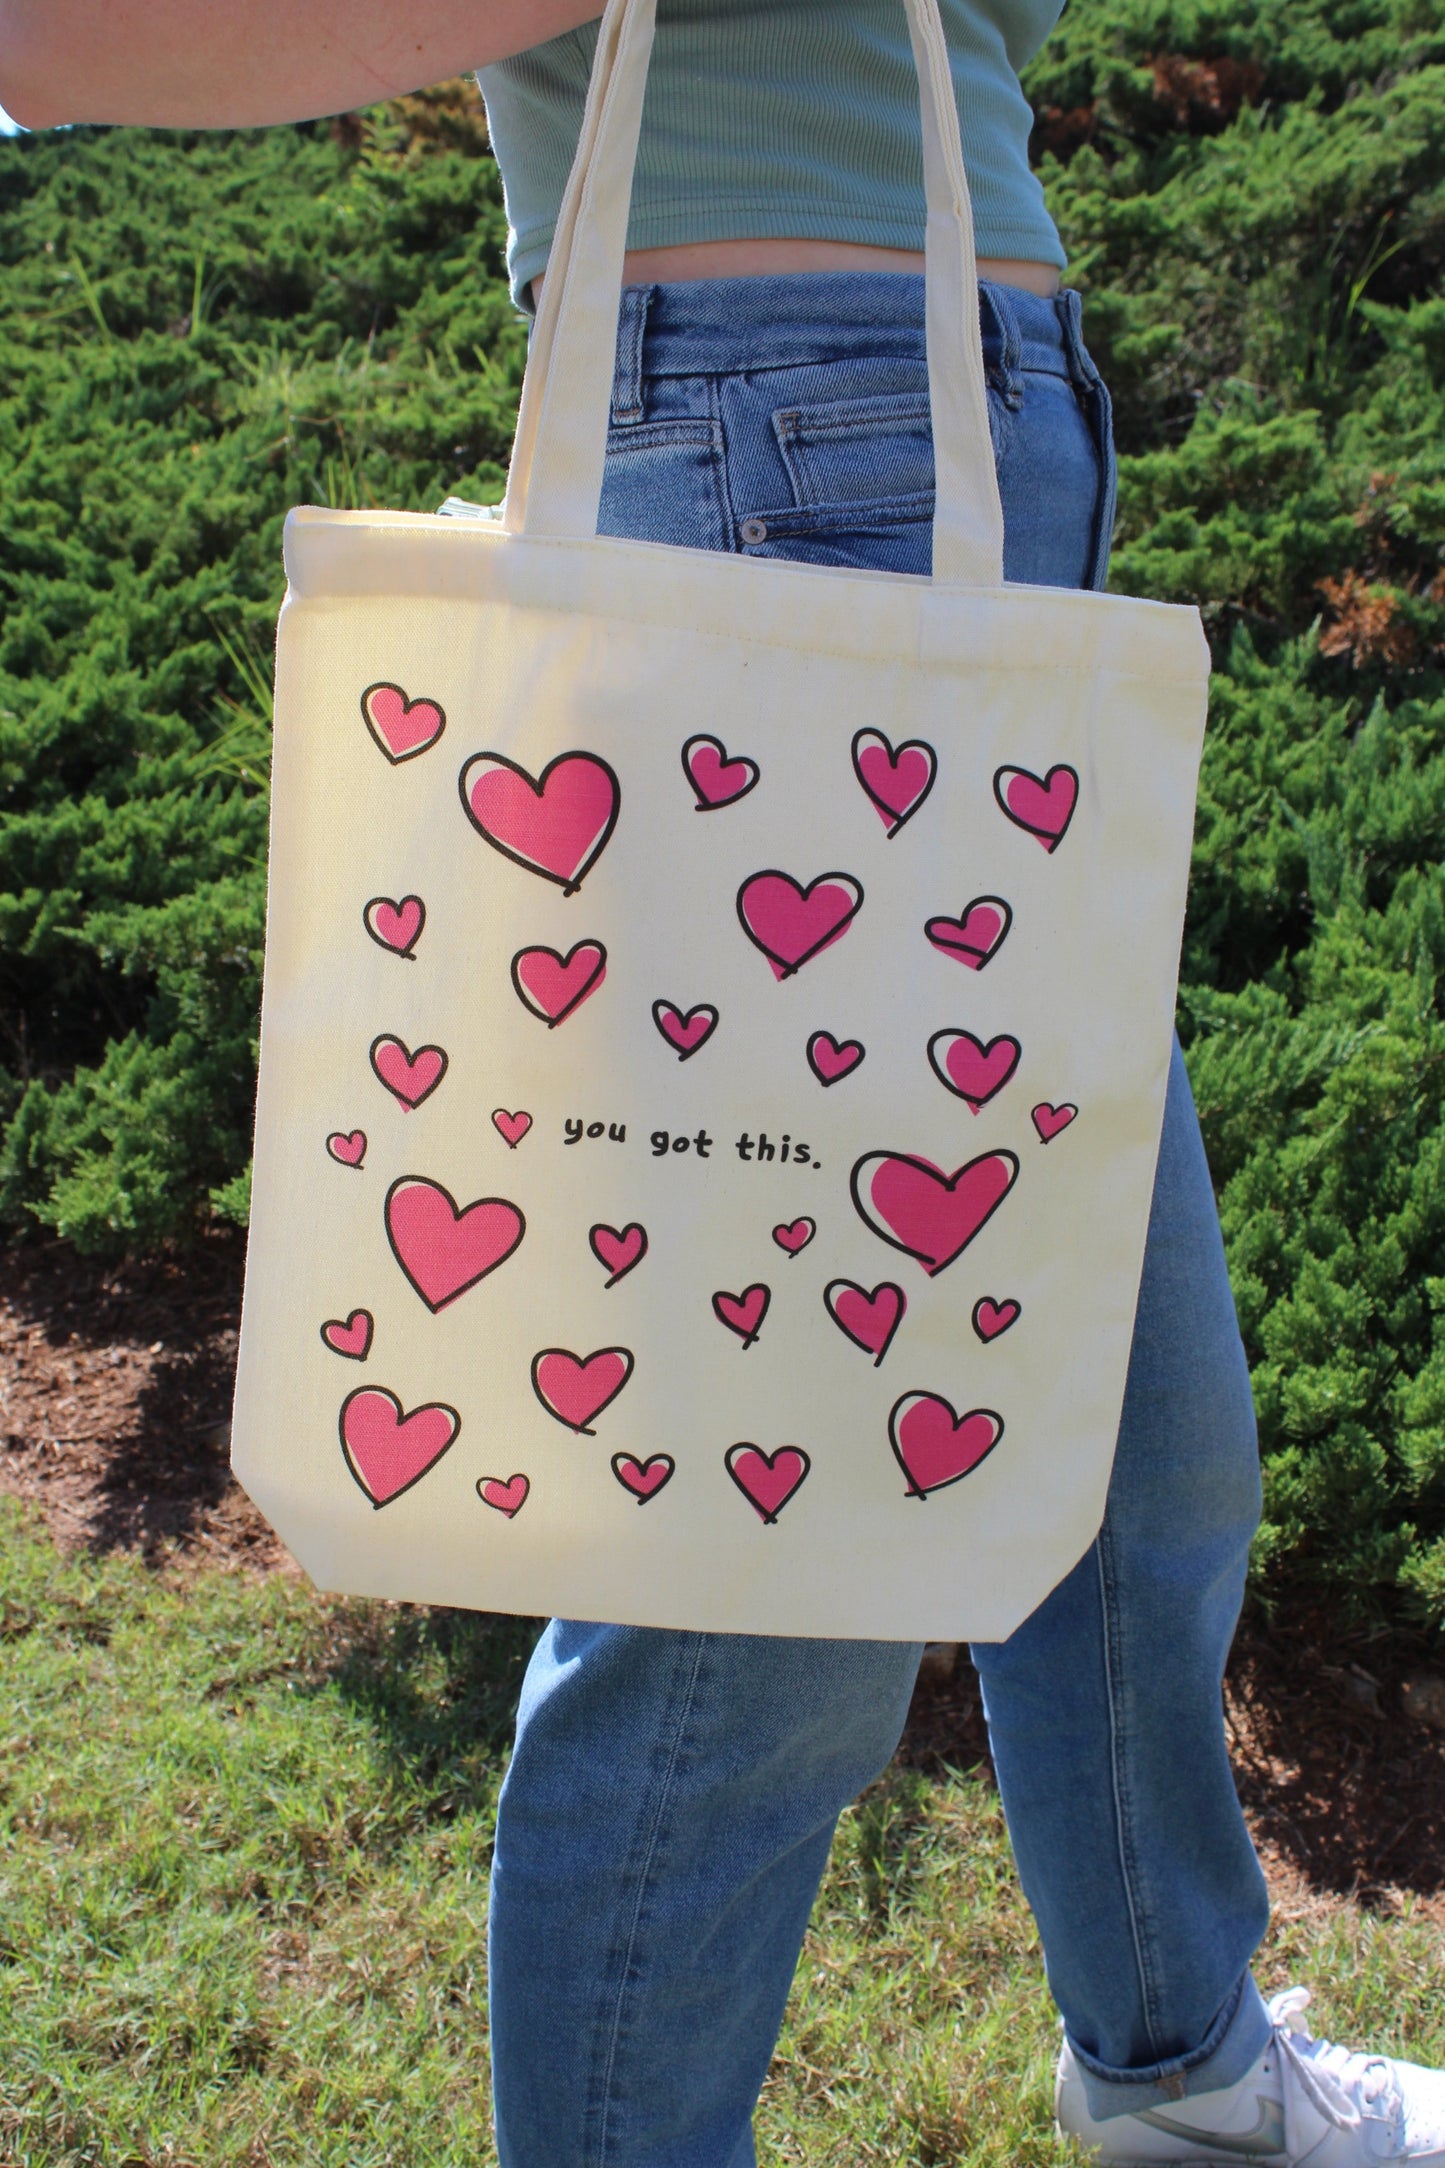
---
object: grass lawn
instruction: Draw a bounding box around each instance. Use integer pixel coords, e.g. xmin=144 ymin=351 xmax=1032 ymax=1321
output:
xmin=1 ymin=1495 xmax=1442 ymax=2167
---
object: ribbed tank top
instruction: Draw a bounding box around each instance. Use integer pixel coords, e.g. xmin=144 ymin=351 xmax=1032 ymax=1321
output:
xmin=477 ymin=0 xmax=1066 ymax=307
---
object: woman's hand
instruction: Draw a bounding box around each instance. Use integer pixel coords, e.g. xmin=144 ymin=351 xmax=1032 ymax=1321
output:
xmin=0 ymin=0 xmax=601 ymax=130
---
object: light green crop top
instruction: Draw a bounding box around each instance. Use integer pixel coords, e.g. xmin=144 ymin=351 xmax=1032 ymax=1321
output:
xmin=477 ymin=0 xmax=1067 ymax=308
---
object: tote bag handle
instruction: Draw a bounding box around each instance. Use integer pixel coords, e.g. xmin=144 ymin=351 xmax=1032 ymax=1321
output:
xmin=502 ymin=0 xmax=1007 ymax=590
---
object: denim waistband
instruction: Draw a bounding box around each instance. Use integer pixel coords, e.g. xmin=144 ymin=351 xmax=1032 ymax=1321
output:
xmin=611 ymin=272 xmax=1095 ymax=411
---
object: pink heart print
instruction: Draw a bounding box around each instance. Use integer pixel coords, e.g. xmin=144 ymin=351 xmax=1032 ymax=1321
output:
xmin=491 ymin=1108 xmax=533 ymax=1148
xmin=361 ymin=682 xmax=446 ymax=764
xmin=611 ymin=1452 xmax=676 ymax=1502
xmin=851 ymin=728 xmax=937 ymax=837
xmin=1032 ymin=1101 xmax=1078 ymax=1143
xmin=321 ymin=1308 xmax=373 ymax=1361
xmin=460 ymin=749 xmax=620 ymax=894
xmin=339 ymin=1385 xmax=460 ymax=1507
xmin=511 ymin=941 xmax=607 ymax=1026
xmin=682 ymin=733 xmax=760 ymax=810
xmin=772 ymin=1217 xmax=815 ymax=1257
xmin=652 ymin=1000 xmax=719 ymax=1060
xmin=589 ymin=1222 xmax=648 ymax=1287
xmin=972 ymin=1296 xmax=1021 ymax=1343
xmin=924 ymin=895 xmax=1013 ymax=971
xmin=370 ymin=1035 xmax=448 ymax=1111
xmin=725 ymin=1443 xmax=812 ymax=1524
xmin=326 ymin=1129 xmax=367 ymax=1168
xmin=993 ymin=763 xmax=1079 ymax=852
xmin=737 ymin=869 xmax=864 ymax=980
xmin=823 ymin=1279 xmax=907 ymax=1366
xmin=889 ymin=1393 xmax=1004 ymax=1499
xmin=806 ymin=1031 xmax=865 ymax=1086
xmin=927 ymin=1030 xmax=1022 ymax=1112
xmin=363 ymin=894 xmax=426 ymax=958
xmin=850 ymin=1148 xmax=1019 ymax=1277
xmin=712 ymin=1283 xmax=771 ymax=1349
xmin=385 ymin=1176 xmax=526 ymax=1311
xmin=477 ymin=1473 xmax=530 ymax=1518
xmin=531 ymin=1346 xmax=635 ymax=1433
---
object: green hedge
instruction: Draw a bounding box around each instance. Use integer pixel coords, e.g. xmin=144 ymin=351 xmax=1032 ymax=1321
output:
xmin=3 ymin=7 xmax=1445 ymax=1633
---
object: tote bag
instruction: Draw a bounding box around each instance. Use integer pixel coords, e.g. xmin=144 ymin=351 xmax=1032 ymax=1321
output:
xmin=230 ymin=0 xmax=1210 ymax=1640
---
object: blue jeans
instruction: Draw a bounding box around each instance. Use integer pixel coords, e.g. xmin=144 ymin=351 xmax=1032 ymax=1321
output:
xmin=489 ymin=275 xmax=1271 ymax=2166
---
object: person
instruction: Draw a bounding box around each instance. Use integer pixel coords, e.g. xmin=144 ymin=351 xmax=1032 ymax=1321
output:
xmin=6 ymin=5 xmax=1443 ymax=2163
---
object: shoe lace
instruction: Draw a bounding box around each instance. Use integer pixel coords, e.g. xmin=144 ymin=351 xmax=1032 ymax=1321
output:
xmin=1268 ymin=1986 xmax=1403 ymax=2149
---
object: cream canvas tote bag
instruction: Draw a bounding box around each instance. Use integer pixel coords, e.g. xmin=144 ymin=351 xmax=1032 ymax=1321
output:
xmin=230 ymin=0 xmax=1210 ymax=1640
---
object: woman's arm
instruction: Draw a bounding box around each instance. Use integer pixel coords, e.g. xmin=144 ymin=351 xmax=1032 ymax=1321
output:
xmin=0 ymin=0 xmax=601 ymax=130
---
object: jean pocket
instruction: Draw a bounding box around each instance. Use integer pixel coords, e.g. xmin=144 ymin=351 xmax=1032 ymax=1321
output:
xmin=771 ymin=392 xmax=936 ymax=509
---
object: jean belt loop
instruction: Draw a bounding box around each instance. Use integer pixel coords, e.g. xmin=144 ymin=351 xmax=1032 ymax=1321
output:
xmin=611 ymin=283 xmax=653 ymax=425
xmin=1056 ymin=286 xmax=1097 ymax=392
xmin=979 ymin=279 xmax=1024 ymax=409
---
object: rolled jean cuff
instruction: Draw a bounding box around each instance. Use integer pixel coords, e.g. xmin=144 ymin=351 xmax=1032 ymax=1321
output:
xmin=1069 ymin=1974 xmax=1273 ymax=2122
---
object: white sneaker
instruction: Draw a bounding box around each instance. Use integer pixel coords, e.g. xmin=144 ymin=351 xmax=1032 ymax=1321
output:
xmin=1056 ymin=1986 xmax=1445 ymax=2165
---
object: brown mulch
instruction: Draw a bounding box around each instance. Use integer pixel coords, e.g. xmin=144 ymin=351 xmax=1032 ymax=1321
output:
xmin=2 ymin=1237 xmax=1442 ymax=1923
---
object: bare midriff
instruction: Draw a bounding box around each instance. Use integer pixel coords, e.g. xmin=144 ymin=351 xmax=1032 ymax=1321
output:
xmin=532 ymin=236 xmax=1061 ymax=305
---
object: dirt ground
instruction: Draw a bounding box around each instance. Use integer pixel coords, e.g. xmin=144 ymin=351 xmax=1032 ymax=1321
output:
xmin=2 ymin=1235 xmax=1441 ymax=1925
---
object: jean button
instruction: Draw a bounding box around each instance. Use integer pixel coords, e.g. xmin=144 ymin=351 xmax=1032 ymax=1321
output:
xmin=739 ymin=517 xmax=768 ymax=545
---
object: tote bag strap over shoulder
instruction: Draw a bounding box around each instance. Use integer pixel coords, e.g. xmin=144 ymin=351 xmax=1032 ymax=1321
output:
xmin=501 ymin=0 xmax=1007 ymax=591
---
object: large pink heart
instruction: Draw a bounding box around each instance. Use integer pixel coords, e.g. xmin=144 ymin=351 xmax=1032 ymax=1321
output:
xmin=737 ymin=870 xmax=863 ymax=979
xmin=370 ymin=1035 xmax=448 ymax=1110
xmin=927 ymin=1030 xmax=1022 ymax=1112
xmin=712 ymin=1283 xmax=770 ymax=1349
xmin=924 ymin=895 xmax=1013 ymax=971
xmin=363 ymin=894 xmax=426 ymax=958
xmin=340 ymin=1386 xmax=460 ymax=1506
xmin=385 ymin=1177 xmax=525 ymax=1311
xmin=361 ymin=682 xmax=446 ymax=764
xmin=682 ymin=733 xmax=759 ymax=810
xmin=889 ymin=1394 xmax=1003 ymax=1498
xmin=589 ymin=1222 xmax=648 ymax=1287
xmin=612 ymin=1452 xmax=675 ymax=1502
xmin=511 ymin=941 xmax=607 ymax=1026
xmin=460 ymin=750 xmax=620 ymax=893
xmin=851 ymin=728 xmax=937 ymax=836
xmin=725 ymin=1444 xmax=811 ymax=1524
xmin=850 ymin=1148 xmax=1018 ymax=1276
xmin=531 ymin=1346 xmax=634 ymax=1432
xmin=823 ymin=1279 xmax=906 ymax=1366
xmin=993 ymin=763 xmax=1078 ymax=852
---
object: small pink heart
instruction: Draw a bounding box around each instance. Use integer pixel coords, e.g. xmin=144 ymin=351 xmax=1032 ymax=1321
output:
xmin=386 ymin=1177 xmax=526 ymax=1311
xmin=972 ymin=1297 xmax=1021 ymax=1343
xmin=1032 ymin=1102 xmax=1078 ymax=1143
xmin=737 ymin=869 xmax=863 ymax=980
xmin=511 ymin=941 xmax=607 ymax=1026
xmin=652 ymin=1000 xmax=719 ymax=1060
xmin=326 ymin=1129 xmax=367 ymax=1168
xmin=807 ymin=1031 xmax=865 ymax=1085
xmin=363 ymin=894 xmax=426 ymax=958
xmin=712 ymin=1284 xmax=770 ymax=1349
xmin=772 ymin=1217 xmax=815 ymax=1257
xmin=924 ymin=895 xmax=1012 ymax=971
xmin=611 ymin=1453 xmax=675 ymax=1502
xmin=994 ymin=763 xmax=1078 ymax=852
xmin=823 ymin=1279 xmax=906 ymax=1365
xmin=851 ymin=728 xmax=937 ymax=836
xmin=460 ymin=750 xmax=620 ymax=894
xmin=725 ymin=1443 xmax=811 ymax=1524
xmin=370 ymin=1035 xmax=448 ymax=1111
xmin=927 ymin=1030 xmax=1022 ymax=1113
xmin=492 ymin=1108 xmax=533 ymax=1148
xmin=340 ymin=1386 xmax=460 ymax=1506
xmin=361 ymin=682 xmax=446 ymax=764
xmin=321 ymin=1308 xmax=373 ymax=1360
xmin=531 ymin=1346 xmax=634 ymax=1433
xmin=682 ymin=733 xmax=759 ymax=810
xmin=590 ymin=1222 xmax=648 ymax=1287
xmin=889 ymin=1394 xmax=1003 ymax=1498
xmin=478 ymin=1473 xmax=529 ymax=1518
